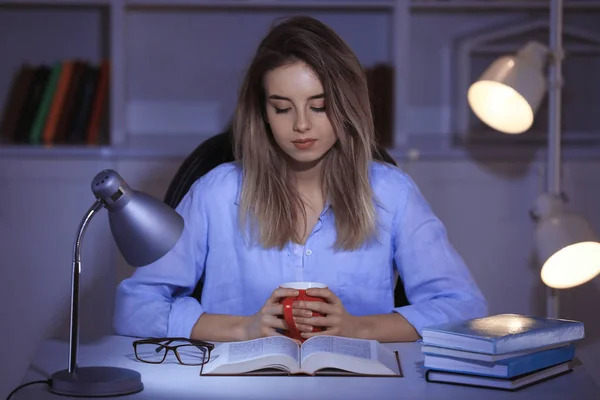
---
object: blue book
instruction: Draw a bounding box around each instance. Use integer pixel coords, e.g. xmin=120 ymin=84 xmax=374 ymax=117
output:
xmin=425 ymin=362 xmax=572 ymax=391
xmin=421 ymin=342 xmax=569 ymax=363
xmin=423 ymin=343 xmax=575 ymax=378
xmin=421 ymin=314 xmax=584 ymax=354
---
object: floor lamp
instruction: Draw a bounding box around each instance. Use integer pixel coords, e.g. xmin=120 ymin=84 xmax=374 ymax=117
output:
xmin=466 ymin=0 xmax=600 ymax=319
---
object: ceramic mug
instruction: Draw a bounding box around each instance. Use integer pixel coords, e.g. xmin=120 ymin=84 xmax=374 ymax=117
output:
xmin=279 ymin=282 xmax=327 ymax=341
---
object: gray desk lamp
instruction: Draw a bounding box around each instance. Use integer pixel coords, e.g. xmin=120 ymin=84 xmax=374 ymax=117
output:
xmin=466 ymin=0 xmax=600 ymax=318
xmin=49 ymin=169 xmax=184 ymax=397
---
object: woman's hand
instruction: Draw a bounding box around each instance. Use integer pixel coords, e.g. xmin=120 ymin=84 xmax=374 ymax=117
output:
xmin=292 ymin=288 xmax=363 ymax=339
xmin=241 ymin=287 xmax=304 ymax=342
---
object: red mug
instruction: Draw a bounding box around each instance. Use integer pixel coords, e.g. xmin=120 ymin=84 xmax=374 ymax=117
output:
xmin=280 ymin=282 xmax=327 ymax=342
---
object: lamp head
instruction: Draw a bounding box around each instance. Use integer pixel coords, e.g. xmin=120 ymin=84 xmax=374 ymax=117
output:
xmin=91 ymin=170 xmax=184 ymax=267
xmin=468 ymin=41 xmax=549 ymax=134
xmin=533 ymin=193 xmax=600 ymax=289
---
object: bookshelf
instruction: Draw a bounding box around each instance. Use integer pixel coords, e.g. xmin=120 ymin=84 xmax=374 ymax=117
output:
xmin=0 ymin=0 xmax=599 ymax=159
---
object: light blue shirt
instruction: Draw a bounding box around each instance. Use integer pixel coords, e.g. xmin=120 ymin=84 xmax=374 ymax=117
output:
xmin=113 ymin=161 xmax=487 ymax=339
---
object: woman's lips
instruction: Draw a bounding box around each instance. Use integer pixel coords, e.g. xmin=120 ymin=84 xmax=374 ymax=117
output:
xmin=292 ymin=139 xmax=317 ymax=150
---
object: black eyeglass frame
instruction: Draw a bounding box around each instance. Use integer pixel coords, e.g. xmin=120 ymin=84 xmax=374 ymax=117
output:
xmin=132 ymin=337 xmax=215 ymax=366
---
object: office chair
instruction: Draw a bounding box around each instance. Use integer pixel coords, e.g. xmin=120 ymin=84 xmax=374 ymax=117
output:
xmin=164 ymin=130 xmax=410 ymax=308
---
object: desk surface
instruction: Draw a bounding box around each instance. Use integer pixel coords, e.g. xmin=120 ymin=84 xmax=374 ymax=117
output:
xmin=16 ymin=335 xmax=600 ymax=400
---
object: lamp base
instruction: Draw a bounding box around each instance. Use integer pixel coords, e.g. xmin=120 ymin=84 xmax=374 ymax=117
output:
xmin=50 ymin=366 xmax=143 ymax=397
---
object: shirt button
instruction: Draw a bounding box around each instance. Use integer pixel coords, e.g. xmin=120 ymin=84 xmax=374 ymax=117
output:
xmin=305 ymin=249 xmax=313 ymax=256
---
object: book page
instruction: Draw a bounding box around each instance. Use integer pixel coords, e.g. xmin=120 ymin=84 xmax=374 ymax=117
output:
xmin=226 ymin=336 xmax=300 ymax=363
xmin=299 ymin=335 xmax=400 ymax=376
xmin=201 ymin=336 xmax=300 ymax=375
xmin=301 ymin=336 xmax=372 ymax=363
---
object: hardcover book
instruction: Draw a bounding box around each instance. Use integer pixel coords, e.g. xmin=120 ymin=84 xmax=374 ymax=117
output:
xmin=423 ymin=343 xmax=575 ymax=378
xmin=425 ymin=362 xmax=572 ymax=391
xmin=421 ymin=314 xmax=584 ymax=354
xmin=421 ymin=341 xmax=569 ymax=363
xmin=200 ymin=335 xmax=402 ymax=377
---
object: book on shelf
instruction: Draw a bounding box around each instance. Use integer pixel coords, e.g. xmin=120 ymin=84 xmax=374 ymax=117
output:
xmin=0 ymin=60 xmax=109 ymax=147
xmin=421 ymin=313 xmax=584 ymax=355
xmin=425 ymin=362 xmax=572 ymax=391
xmin=0 ymin=65 xmax=36 ymax=144
xmin=200 ymin=335 xmax=402 ymax=377
xmin=423 ymin=343 xmax=575 ymax=379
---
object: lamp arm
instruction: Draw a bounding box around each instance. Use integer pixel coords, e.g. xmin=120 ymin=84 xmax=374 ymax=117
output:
xmin=547 ymin=0 xmax=564 ymax=196
xmin=68 ymin=199 xmax=104 ymax=375
xmin=544 ymin=0 xmax=564 ymax=320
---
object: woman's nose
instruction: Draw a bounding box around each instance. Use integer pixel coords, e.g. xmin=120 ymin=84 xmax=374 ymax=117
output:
xmin=294 ymin=112 xmax=311 ymax=132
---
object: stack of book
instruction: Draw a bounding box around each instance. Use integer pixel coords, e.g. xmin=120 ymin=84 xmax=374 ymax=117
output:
xmin=420 ymin=313 xmax=585 ymax=391
xmin=0 ymin=60 xmax=109 ymax=146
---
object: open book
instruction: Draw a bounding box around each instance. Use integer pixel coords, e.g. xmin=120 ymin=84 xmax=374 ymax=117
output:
xmin=200 ymin=335 xmax=402 ymax=377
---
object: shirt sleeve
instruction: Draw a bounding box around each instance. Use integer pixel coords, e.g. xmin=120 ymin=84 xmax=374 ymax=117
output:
xmin=113 ymin=180 xmax=208 ymax=339
xmin=391 ymin=173 xmax=488 ymax=336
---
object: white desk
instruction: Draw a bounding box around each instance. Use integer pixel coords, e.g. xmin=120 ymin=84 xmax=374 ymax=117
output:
xmin=15 ymin=335 xmax=600 ymax=399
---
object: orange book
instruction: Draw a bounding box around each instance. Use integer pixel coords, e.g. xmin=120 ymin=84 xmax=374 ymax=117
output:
xmin=54 ymin=61 xmax=87 ymax=144
xmin=42 ymin=61 xmax=75 ymax=145
xmin=86 ymin=60 xmax=109 ymax=145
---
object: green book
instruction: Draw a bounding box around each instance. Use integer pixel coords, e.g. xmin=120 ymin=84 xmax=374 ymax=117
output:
xmin=29 ymin=62 xmax=62 ymax=145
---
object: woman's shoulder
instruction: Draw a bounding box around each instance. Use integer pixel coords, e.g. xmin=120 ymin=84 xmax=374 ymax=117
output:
xmin=368 ymin=161 xmax=421 ymax=217
xmin=188 ymin=161 xmax=242 ymax=200
xmin=369 ymin=161 xmax=413 ymax=193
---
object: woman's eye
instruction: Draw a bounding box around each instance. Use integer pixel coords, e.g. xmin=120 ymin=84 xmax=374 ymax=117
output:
xmin=274 ymin=107 xmax=291 ymax=114
xmin=311 ymin=107 xmax=326 ymax=113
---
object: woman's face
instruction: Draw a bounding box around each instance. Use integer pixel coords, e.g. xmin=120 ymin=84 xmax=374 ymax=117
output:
xmin=263 ymin=61 xmax=337 ymax=169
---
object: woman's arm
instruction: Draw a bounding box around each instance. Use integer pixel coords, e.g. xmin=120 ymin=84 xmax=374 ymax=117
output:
xmin=191 ymin=287 xmax=306 ymax=342
xmin=191 ymin=314 xmax=249 ymax=342
xmin=353 ymin=313 xmax=419 ymax=342
xmin=390 ymin=173 xmax=488 ymax=337
xmin=113 ymin=179 xmax=208 ymax=338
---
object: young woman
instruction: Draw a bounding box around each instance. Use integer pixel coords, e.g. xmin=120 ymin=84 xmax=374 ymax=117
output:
xmin=113 ymin=16 xmax=487 ymax=343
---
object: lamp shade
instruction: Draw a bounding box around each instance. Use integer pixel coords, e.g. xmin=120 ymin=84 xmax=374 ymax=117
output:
xmin=534 ymin=194 xmax=600 ymax=289
xmin=91 ymin=169 xmax=184 ymax=267
xmin=468 ymin=41 xmax=549 ymax=134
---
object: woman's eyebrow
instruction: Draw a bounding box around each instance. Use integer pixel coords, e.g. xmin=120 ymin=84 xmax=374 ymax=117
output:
xmin=268 ymin=93 xmax=325 ymax=101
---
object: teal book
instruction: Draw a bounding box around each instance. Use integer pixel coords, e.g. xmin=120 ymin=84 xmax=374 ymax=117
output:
xmin=421 ymin=314 xmax=584 ymax=354
xmin=424 ymin=343 xmax=575 ymax=378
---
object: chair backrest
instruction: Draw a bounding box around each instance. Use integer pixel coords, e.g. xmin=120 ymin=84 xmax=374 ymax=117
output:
xmin=164 ymin=131 xmax=234 ymax=209
xmin=164 ymin=131 xmax=409 ymax=308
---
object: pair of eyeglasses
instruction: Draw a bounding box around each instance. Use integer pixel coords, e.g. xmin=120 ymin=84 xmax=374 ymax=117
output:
xmin=132 ymin=337 xmax=215 ymax=366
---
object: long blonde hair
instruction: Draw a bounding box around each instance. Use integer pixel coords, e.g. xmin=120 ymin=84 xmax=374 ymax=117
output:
xmin=233 ymin=16 xmax=377 ymax=251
